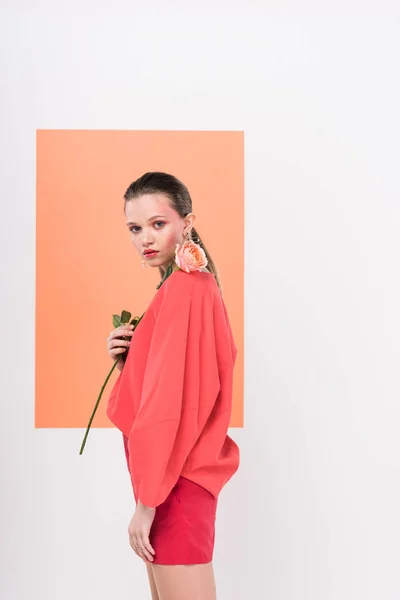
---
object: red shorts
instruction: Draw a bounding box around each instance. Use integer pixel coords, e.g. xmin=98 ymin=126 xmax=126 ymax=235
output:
xmin=123 ymin=435 xmax=217 ymax=565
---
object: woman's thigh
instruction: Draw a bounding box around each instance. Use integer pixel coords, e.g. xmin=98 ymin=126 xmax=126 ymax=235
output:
xmin=146 ymin=562 xmax=160 ymax=600
xmin=151 ymin=562 xmax=217 ymax=600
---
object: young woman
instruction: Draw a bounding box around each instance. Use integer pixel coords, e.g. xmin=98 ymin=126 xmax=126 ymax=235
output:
xmin=106 ymin=172 xmax=240 ymax=600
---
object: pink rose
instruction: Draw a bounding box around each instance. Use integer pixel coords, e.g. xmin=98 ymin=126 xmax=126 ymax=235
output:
xmin=174 ymin=240 xmax=208 ymax=273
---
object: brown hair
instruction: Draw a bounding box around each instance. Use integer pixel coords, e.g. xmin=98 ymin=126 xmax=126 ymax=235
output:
xmin=123 ymin=172 xmax=221 ymax=290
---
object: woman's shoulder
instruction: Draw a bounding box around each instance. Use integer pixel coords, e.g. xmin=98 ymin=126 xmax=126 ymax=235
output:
xmin=165 ymin=268 xmax=217 ymax=297
xmin=147 ymin=269 xmax=218 ymax=318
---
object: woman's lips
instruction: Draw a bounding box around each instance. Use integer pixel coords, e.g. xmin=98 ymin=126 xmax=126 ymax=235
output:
xmin=143 ymin=251 xmax=159 ymax=257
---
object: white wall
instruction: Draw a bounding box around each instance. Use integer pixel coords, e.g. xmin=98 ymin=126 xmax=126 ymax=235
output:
xmin=1 ymin=2 xmax=400 ymax=599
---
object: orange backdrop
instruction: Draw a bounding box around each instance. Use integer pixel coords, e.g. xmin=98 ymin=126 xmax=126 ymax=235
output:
xmin=35 ymin=130 xmax=244 ymax=428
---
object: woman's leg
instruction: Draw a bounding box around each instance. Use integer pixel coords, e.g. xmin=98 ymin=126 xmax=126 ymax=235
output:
xmin=146 ymin=562 xmax=160 ymax=600
xmin=150 ymin=562 xmax=217 ymax=600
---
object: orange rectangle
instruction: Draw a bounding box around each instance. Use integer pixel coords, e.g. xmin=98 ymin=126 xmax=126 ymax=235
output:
xmin=36 ymin=130 xmax=244 ymax=428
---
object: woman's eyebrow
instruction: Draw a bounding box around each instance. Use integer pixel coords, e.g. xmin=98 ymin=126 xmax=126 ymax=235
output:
xmin=126 ymin=214 xmax=167 ymax=226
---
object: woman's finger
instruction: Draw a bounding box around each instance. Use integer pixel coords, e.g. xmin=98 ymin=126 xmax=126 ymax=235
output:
xmin=110 ymin=338 xmax=131 ymax=349
xmin=130 ymin=535 xmax=144 ymax=560
xmin=118 ymin=326 xmax=134 ymax=335
xmin=138 ymin=536 xmax=154 ymax=562
xmin=142 ymin=534 xmax=155 ymax=557
xmin=108 ymin=327 xmax=134 ymax=341
xmin=110 ymin=332 xmax=133 ymax=344
xmin=129 ymin=534 xmax=136 ymax=550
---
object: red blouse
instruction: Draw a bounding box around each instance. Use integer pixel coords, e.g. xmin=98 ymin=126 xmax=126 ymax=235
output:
xmin=106 ymin=268 xmax=240 ymax=508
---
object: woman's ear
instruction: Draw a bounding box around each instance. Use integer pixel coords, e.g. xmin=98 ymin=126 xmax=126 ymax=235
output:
xmin=185 ymin=212 xmax=196 ymax=232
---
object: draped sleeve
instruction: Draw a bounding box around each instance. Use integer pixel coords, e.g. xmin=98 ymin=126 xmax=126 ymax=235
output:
xmin=126 ymin=271 xmax=221 ymax=508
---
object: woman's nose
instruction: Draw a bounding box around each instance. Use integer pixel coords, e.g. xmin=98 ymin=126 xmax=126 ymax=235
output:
xmin=142 ymin=229 xmax=154 ymax=244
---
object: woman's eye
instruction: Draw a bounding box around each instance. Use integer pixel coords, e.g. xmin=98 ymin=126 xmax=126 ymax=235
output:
xmin=129 ymin=221 xmax=165 ymax=233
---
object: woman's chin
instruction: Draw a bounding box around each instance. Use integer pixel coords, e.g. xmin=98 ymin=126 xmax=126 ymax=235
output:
xmin=142 ymin=252 xmax=174 ymax=270
xmin=143 ymin=253 xmax=160 ymax=266
xmin=146 ymin=255 xmax=167 ymax=268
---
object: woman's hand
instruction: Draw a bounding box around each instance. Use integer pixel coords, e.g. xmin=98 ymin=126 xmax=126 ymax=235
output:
xmin=128 ymin=501 xmax=156 ymax=562
xmin=107 ymin=324 xmax=135 ymax=371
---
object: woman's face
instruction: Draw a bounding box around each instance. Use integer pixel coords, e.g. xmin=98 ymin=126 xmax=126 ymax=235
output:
xmin=125 ymin=193 xmax=195 ymax=269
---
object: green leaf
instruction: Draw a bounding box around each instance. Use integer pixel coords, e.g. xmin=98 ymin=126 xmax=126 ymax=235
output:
xmin=121 ymin=310 xmax=132 ymax=323
xmin=112 ymin=314 xmax=121 ymax=328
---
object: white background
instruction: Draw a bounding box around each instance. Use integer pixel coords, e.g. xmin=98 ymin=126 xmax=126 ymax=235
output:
xmin=1 ymin=1 xmax=400 ymax=599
